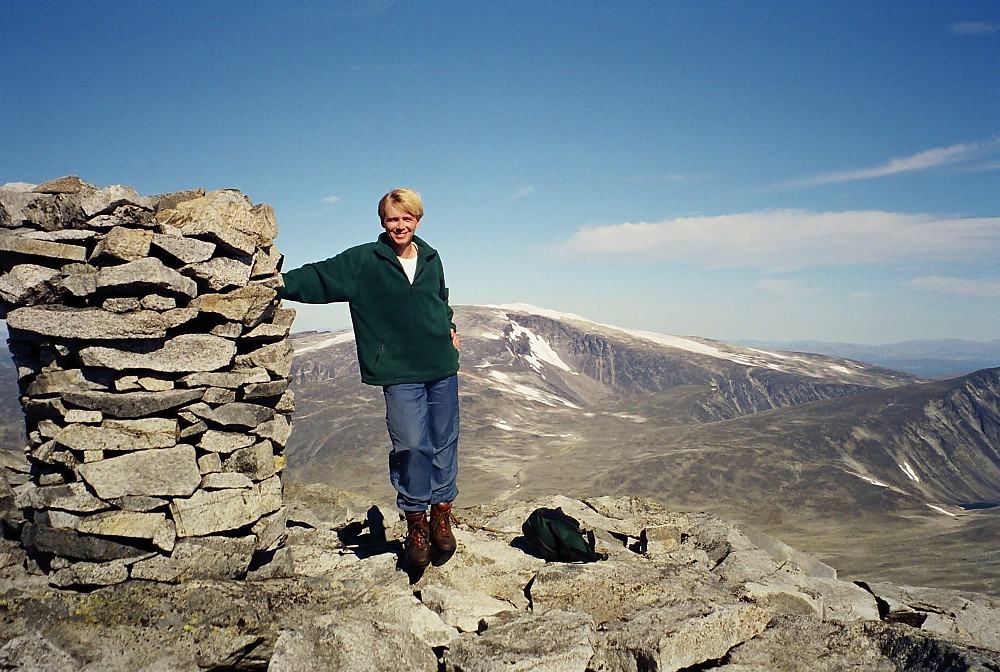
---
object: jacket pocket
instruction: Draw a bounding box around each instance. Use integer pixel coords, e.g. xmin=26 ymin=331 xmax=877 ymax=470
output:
xmin=370 ymin=340 xmax=386 ymax=374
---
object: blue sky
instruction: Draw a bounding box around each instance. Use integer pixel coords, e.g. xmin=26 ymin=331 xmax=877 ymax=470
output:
xmin=3 ymin=1 xmax=998 ymax=344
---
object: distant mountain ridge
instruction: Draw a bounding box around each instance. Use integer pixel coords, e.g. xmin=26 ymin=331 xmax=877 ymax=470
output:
xmin=739 ymin=337 xmax=999 ymax=379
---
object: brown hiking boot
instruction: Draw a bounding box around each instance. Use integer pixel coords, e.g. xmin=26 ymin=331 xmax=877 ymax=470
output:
xmin=430 ymin=502 xmax=457 ymax=553
xmin=404 ymin=511 xmax=431 ymax=569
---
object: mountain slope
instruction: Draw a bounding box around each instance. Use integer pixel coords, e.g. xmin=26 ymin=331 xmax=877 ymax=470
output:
xmin=281 ymin=304 xmax=1000 ymax=592
xmin=282 ymin=304 xmax=919 ymax=496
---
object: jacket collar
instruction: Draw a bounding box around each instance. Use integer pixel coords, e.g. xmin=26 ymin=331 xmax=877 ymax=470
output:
xmin=375 ymin=233 xmax=437 ymax=262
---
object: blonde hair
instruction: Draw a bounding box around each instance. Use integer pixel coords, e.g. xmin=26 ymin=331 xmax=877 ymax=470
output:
xmin=378 ymin=188 xmax=423 ymax=223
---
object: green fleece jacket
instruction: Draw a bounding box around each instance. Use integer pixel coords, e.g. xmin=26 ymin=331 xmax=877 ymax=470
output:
xmin=277 ymin=233 xmax=459 ymax=386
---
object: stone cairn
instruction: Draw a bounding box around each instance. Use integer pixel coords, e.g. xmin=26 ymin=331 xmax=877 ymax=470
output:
xmin=0 ymin=177 xmax=294 ymax=585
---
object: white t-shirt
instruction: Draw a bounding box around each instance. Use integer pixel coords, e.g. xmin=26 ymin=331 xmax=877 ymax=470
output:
xmin=398 ymin=244 xmax=418 ymax=284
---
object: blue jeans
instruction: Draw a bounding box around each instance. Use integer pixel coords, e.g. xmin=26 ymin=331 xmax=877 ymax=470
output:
xmin=383 ymin=374 xmax=460 ymax=512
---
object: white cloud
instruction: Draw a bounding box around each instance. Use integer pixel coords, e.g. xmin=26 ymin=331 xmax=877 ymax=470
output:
xmin=561 ymin=209 xmax=1000 ymax=271
xmin=780 ymin=139 xmax=999 ymax=189
xmin=322 ymin=195 xmax=341 ymax=205
xmin=507 ymin=186 xmax=536 ymax=202
xmin=949 ymin=21 xmax=1000 ymax=35
xmin=906 ymin=276 xmax=999 ymax=299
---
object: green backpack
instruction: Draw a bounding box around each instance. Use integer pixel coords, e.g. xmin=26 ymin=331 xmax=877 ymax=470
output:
xmin=521 ymin=507 xmax=605 ymax=563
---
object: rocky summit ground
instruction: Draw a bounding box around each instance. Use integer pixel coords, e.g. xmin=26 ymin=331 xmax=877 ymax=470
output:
xmin=0 ymin=486 xmax=998 ymax=671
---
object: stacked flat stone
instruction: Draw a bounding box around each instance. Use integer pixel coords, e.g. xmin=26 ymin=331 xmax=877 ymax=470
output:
xmin=0 ymin=176 xmax=294 ymax=585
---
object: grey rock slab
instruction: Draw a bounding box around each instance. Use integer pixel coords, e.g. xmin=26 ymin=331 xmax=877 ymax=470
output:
xmin=191 ymin=283 xmax=277 ymax=326
xmin=7 ymin=305 xmax=197 ymax=339
xmin=445 ymin=608 xmax=596 ymax=672
xmin=0 ymin=262 xmax=61 ymax=304
xmin=245 ymin=545 xmax=296 ymax=580
xmin=223 ymin=440 xmax=276 ymax=481
xmin=102 ymin=296 xmax=142 ymax=312
xmin=270 ymin=621 xmax=439 ymax=672
xmin=55 ymin=418 xmax=178 ymax=452
xmin=21 ymin=521 xmax=152 ymax=561
xmin=529 ymin=556 xmax=726 ymax=624
xmin=0 ymin=230 xmax=87 ymax=261
xmin=252 ymin=244 xmax=283 ymax=277
xmin=49 ymin=558 xmax=131 ymax=588
xmin=204 ymin=401 xmax=276 ymax=428
xmin=797 ymin=576 xmax=881 ymax=622
xmin=0 ymin=632 xmax=79 ymax=672
xmin=738 ymin=523 xmax=838 ymax=579
xmin=34 ymin=175 xmax=95 ymax=194
xmin=201 ymin=472 xmax=255 ymax=489
xmin=210 ymin=321 xmax=243 ymax=337
xmin=257 ymin=474 xmax=283 ymax=515
xmin=150 ymin=231 xmax=216 ymax=264
xmin=170 ymin=486 xmax=264 ymax=537
xmin=158 ymin=189 xmax=276 ymax=255
xmin=197 ymin=451 xmax=223 ymax=474
xmin=739 ymin=580 xmax=823 ymax=616
xmin=78 ymin=445 xmax=202 ymax=499
xmin=252 ymin=506 xmax=288 ymax=551
xmin=129 ymin=534 xmax=256 ymax=582
xmin=198 ymin=429 xmax=255 ymax=453
xmin=202 ymin=387 xmax=236 ymax=404
xmin=81 ymin=183 xmax=152 ymax=217
xmin=594 ymin=601 xmax=771 ymax=672
xmin=23 ymin=227 xmax=95 ymax=242
xmin=0 ymin=191 xmax=87 ymax=231
xmin=90 ymin=225 xmax=153 ymax=262
xmin=179 ymin=367 xmax=270 ymax=388
xmin=867 ymin=582 xmax=1000 ymax=651
xmin=183 ymin=255 xmax=252 ymax=291
xmin=62 ymin=409 xmax=103 ymax=423
xmin=235 ymin=339 xmax=293 ymax=377
xmin=110 ymin=495 xmax=170 ymax=512
xmin=59 ymin=264 xmax=98 ymax=297
xmin=25 ymin=369 xmax=106 ymax=396
xmin=14 ymin=480 xmax=109 ymax=513
xmin=139 ymin=293 xmax=177 ymax=310
xmin=78 ymin=333 xmax=235 ymax=372
xmin=62 ymin=388 xmax=204 ymax=418
xmin=75 ymin=510 xmax=172 ymax=543
xmin=242 ymin=378 xmax=289 ymax=400
xmin=95 ymin=256 xmax=197 ymax=298
xmin=421 ymin=583 xmax=516 ymax=632
xmin=149 ymin=187 xmax=205 ymax=212
xmin=242 ymin=307 xmax=296 ymax=340
xmin=253 ymin=414 xmax=292 ymax=446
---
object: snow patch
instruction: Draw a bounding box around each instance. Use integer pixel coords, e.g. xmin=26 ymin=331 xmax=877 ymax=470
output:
xmin=611 ymin=413 xmax=647 ymax=423
xmin=828 ymin=364 xmax=851 ymax=374
xmin=294 ymin=331 xmax=355 ymax=354
xmin=619 ymin=329 xmax=789 ymax=371
xmin=488 ymin=370 xmax=581 ymax=409
xmin=507 ymin=322 xmax=575 ymax=373
xmin=926 ymin=504 xmax=957 ymax=517
xmin=496 ymin=303 xmax=590 ymax=322
xmin=494 ymin=421 xmax=514 ymax=432
xmin=858 ymin=475 xmax=890 ymax=488
xmin=481 ymin=332 xmax=502 ymax=340
xmin=899 ymin=461 xmax=920 ymax=483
